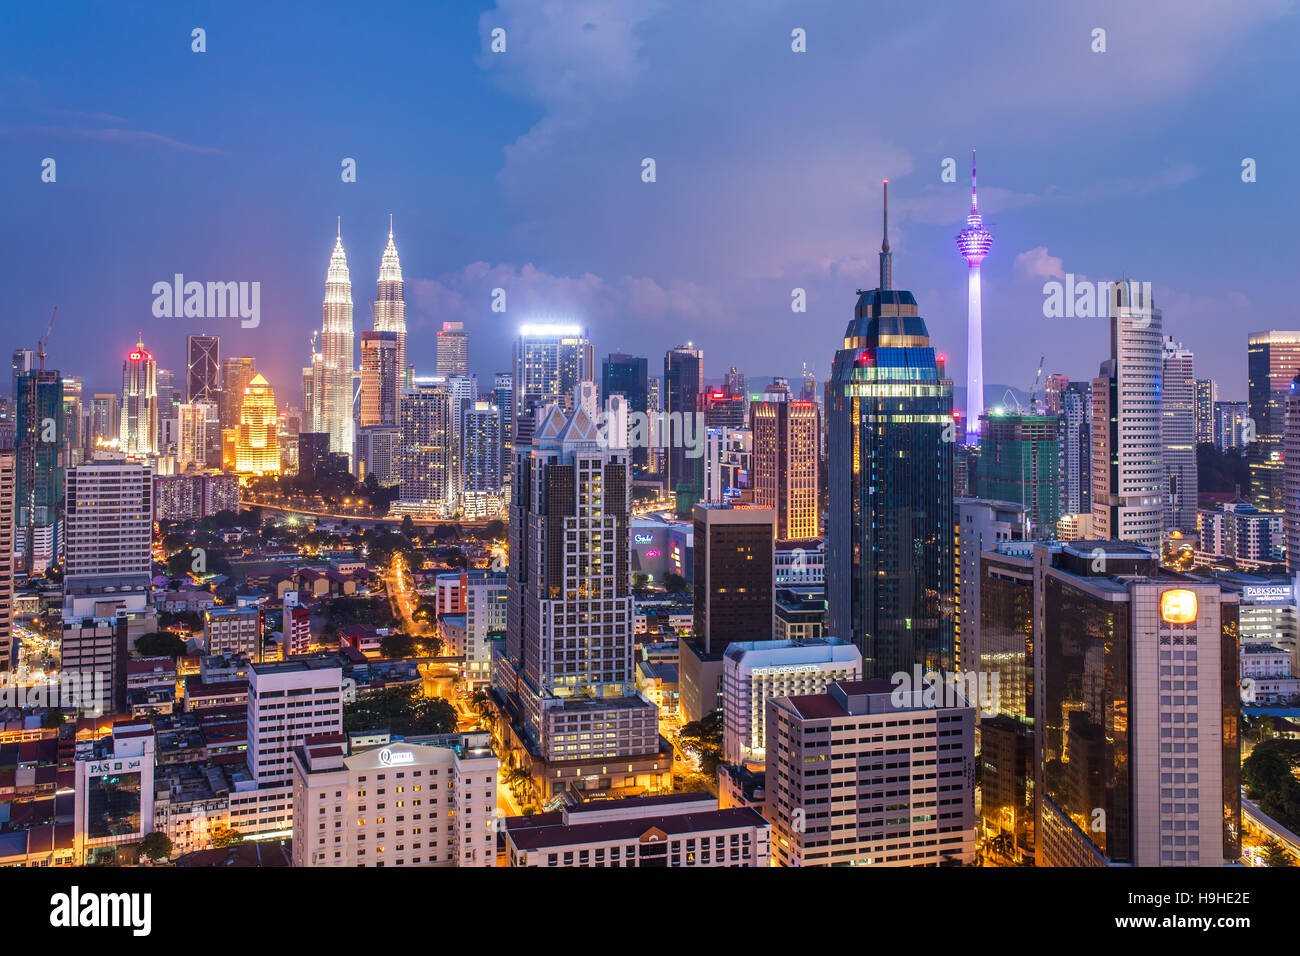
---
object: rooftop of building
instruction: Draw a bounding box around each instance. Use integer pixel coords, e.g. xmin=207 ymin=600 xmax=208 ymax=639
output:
xmin=249 ymin=654 xmax=342 ymax=676
xmin=779 ymin=678 xmax=971 ymax=720
xmin=173 ymin=840 xmax=291 ymax=867
xmin=1242 ymin=643 xmax=1290 ymax=655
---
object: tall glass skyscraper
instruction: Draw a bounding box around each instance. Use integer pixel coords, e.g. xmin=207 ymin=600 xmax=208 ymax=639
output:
xmin=664 ymin=345 xmax=703 ymax=495
xmin=1247 ymin=330 xmax=1300 ymax=512
xmin=826 ymin=183 xmax=956 ymax=678
xmin=602 ymin=353 xmax=649 ymax=473
xmin=15 ymin=367 xmax=63 ymax=572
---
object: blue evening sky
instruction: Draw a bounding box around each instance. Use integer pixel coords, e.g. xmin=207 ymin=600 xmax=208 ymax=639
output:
xmin=3 ymin=0 xmax=1297 ymax=404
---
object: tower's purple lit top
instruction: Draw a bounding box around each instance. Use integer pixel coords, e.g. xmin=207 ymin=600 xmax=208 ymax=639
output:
xmin=955 ymin=152 xmax=994 ymax=264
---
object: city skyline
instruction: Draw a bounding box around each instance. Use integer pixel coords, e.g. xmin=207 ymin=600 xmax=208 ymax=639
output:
xmin=3 ymin=0 xmax=1299 ymax=894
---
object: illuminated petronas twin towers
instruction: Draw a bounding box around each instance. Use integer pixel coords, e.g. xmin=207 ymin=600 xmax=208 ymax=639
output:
xmin=316 ymin=216 xmax=407 ymax=458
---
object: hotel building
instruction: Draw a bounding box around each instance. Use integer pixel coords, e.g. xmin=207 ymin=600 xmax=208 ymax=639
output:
xmin=291 ymin=732 xmax=498 ymax=868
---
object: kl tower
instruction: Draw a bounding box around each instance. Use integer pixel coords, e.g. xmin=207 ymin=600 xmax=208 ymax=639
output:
xmin=956 ymin=150 xmax=994 ymax=444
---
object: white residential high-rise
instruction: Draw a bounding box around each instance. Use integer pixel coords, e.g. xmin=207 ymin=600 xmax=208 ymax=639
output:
xmin=1162 ymin=336 xmax=1198 ymax=535
xmin=321 ymin=222 xmax=355 ymax=458
xmin=374 ymin=218 xmax=408 ymax=388
xmin=1091 ymin=281 xmax=1164 ymax=551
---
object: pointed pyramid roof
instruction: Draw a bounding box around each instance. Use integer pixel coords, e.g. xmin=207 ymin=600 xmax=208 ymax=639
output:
xmin=379 ymin=216 xmax=402 ymax=283
xmin=556 ymin=405 xmax=604 ymax=446
xmin=534 ymin=405 xmax=567 ymax=441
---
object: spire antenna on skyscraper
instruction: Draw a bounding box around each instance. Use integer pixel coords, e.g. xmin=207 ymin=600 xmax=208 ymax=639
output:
xmin=879 ymin=179 xmax=892 ymax=291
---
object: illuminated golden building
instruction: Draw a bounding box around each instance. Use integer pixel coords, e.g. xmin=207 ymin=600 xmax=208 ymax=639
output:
xmin=750 ymin=383 xmax=820 ymax=540
xmin=236 ymin=374 xmax=280 ymax=475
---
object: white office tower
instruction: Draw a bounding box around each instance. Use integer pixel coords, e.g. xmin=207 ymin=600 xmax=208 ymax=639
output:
xmin=374 ymin=217 xmax=408 ymax=388
xmin=320 ymin=222 xmax=355 ymax=458
xmin=493 ymin=387 xmax=669 ymax=801
xmin=765 ymin=679 xmax=977 ymax=866
xmin=62 ymin=455 xmax=153 ymax=616
xmin=721 ymin=638 xmax=862 ymax=765
xmin=1161 ymin=336 xmax=1198 ymax=535
xmin=292 ymin=731 xmax=498 ymax=867
xmin=230 ymin=656 xmax=343 ymax=836
xmin=61 ymin=455 xmax=157 ymax=713
xmin=1091 ymin=281 xmax=1164 ymax=551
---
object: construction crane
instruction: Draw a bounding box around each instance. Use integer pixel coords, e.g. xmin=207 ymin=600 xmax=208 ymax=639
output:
xmin=1027 ymin=355 xmax=1045 ymax=412
xmin=36 ymin=306 xmax=56 ymax=371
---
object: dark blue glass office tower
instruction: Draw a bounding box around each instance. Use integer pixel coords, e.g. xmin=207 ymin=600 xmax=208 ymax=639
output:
xmin=826 ymin=184 xmax=956 ymax=678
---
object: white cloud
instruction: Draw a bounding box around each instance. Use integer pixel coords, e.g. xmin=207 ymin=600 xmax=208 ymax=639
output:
xmin=1013 ymin=246 xmax=1066 ymax=280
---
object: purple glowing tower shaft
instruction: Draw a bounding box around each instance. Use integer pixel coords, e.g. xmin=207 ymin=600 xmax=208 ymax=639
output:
xmin=956 ymin=150 xmax=993 ymax=443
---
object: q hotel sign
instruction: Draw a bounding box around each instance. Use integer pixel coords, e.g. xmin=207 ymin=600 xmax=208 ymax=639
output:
xmin=378 ymin=748 xmax=415 ymax=767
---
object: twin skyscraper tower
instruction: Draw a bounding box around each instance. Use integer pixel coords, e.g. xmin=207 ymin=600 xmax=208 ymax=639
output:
xmin=310 ymin=217 xmax=408 ymax=458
